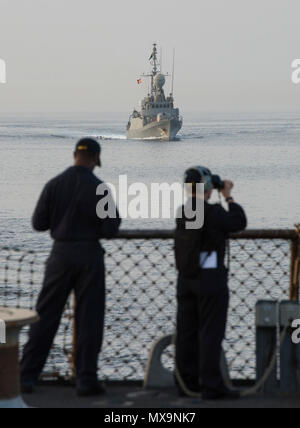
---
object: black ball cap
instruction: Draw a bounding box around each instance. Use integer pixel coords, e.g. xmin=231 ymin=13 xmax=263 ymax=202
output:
xmin=75 ymin=138 xmax=102 ymax=166
xmin=184 ymin=168 xmax=203 ymax=183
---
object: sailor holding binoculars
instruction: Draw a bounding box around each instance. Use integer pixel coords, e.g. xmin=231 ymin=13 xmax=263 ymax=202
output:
xmin=175 ymin=166 xmax=247 ymax=400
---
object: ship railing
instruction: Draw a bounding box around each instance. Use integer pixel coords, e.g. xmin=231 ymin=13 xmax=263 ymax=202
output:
xmin=0 ymin=228 xmax=299 ymax=382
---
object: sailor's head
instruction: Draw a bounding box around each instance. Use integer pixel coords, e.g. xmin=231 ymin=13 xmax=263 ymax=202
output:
xmin=74 ymin=138 xmax=102 ymax=170
xmin=184 ymin=166 xmax=213 ymax=200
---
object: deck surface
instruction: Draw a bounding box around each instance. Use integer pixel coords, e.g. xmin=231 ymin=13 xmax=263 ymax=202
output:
xmin=22 ymin=383 xmax=300 ymax=409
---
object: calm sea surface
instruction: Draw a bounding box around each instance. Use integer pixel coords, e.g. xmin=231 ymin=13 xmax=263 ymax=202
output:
xmin=0 ymin=112 xmax=299 ymax=249
xmin=0 ymin=112 xmax=298 ymax=380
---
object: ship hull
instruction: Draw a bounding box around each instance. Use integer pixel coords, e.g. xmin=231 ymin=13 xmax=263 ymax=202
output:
xmin=126 ymin=118 xmax=182 ymax=141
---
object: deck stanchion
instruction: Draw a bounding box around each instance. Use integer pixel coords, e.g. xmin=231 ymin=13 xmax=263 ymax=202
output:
xmin=290 ymin=225 xmax=300 ymax=302
xmin=280 ymin=301 xmax=300 ymax=395
xmin=256 ymin=301 xmax=278 ymax=394
xmin=71 ymin=294 xmax=76 ymax=380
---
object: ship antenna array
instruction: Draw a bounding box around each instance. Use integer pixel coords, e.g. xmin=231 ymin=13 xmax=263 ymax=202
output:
xmin=152 ymin=43 xmax=158 ymax=75
xmin=149 ymin=43 xmax=158 ymax=95
xmin=143 ymin=44 xmax=172 ymax=96
xmin=171 ymin=48 xmax=175 ymax=95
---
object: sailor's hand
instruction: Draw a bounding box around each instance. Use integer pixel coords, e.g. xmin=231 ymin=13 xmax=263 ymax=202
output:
xmin=221 ymin=180 xmax=234 ymax=199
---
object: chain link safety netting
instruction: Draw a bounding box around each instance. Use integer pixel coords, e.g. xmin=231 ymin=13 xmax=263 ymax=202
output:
xmin=0 ymin=231 xmax=296 ymax=381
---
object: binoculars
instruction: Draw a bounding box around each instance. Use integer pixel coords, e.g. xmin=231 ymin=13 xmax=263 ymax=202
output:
xmin=212 ymin=175 xmax=225 ymax=191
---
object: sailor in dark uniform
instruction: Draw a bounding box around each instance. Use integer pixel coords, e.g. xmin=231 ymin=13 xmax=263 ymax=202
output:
xmin=175 ymin=166 xmax=247 ymax=400
xmin=21 ymin=138 xmax=121 ymax=397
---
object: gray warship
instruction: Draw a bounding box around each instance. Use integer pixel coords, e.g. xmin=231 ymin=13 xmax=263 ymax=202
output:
xmin=126 ymin=44 xmax=183 ymax=141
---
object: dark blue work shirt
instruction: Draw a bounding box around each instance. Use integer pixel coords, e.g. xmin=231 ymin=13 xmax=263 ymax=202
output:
xmin=176 ymin=200 xmax=247 ymax=279
xmin=32 ymin=166 xmax=121 ymax=242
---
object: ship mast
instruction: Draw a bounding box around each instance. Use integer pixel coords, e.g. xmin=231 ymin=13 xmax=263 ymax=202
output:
xmin=142 ymin=44 xmax=169 ymax=98
xmin=151 ymin=43 xmax=158 ymax=75
xmin=150 ymin=43 xmax=158 ymax=96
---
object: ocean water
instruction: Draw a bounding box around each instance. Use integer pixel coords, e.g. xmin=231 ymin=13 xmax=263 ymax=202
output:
xmin=0 ymin=112 xmax=297 ymax=380
xmin=0 ymin=112 xmax=300 ymax=249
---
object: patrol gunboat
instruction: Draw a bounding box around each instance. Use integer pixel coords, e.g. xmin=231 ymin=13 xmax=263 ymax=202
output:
xmin=126 ymin=44 xmax=183 ymax=141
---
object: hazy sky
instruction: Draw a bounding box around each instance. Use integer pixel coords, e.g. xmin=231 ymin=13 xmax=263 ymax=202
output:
xmin=0 ymin=0 xmax=300 ymax=114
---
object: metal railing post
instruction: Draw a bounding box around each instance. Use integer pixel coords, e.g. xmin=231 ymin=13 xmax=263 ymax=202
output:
xmin=290 ymin=225 xmax=300 ymax=302
xmin=256 ymin=301 xmax=278 ymax=394
xmin=70 ymin=294 xmax=76 ymax=380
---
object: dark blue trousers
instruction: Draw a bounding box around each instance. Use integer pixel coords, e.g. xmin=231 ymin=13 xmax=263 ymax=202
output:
xmin=176 ymin=269 xmax=229 ymax=392
xmin=21 ymin=242 xmax=105 ymax=388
